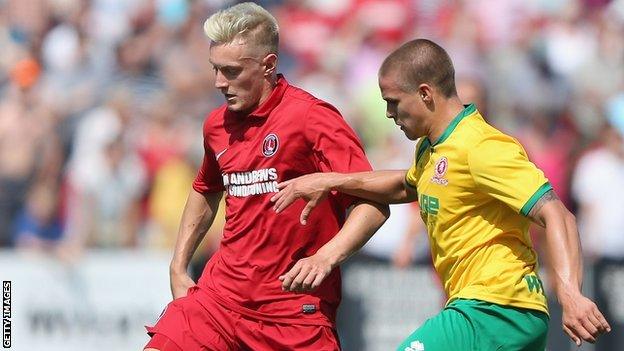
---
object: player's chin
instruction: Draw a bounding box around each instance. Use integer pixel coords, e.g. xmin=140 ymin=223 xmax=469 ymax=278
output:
xmin=226 ymin=102 xmax=241 ymax=111
xmin=404 ymin=130 xmax=419 ymax=141
xmin=226 ymin=101 xmax=253 ymax=113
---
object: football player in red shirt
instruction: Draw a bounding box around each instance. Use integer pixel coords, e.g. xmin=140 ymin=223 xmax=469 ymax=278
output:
xmin=144 ymin=3 xmax=389 ymax=351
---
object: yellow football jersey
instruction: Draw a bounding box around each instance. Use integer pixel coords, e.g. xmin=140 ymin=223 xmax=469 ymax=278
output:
xmin=406 ymin=104 xmax=551 ymax=314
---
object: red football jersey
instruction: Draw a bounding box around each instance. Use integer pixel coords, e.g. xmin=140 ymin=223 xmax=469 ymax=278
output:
xmin=192 ymin=75 xmax=371 ymax=326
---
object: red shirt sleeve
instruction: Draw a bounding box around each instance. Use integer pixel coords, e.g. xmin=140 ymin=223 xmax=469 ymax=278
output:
xmin=192 ymin=121 xmax=225 ymax=194
xmin=305 ymin=101 xmax=372 ymax=207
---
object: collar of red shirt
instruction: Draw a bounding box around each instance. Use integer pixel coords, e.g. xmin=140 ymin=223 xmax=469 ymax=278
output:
xmin=246 ymin=74 xmax=288 ymax=118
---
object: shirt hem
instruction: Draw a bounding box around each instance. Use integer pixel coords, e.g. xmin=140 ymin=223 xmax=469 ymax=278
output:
xmin=195 ymin=286 xmax=334 ymax=327
xmin=447 ymin=293 xmax=549 ymax=317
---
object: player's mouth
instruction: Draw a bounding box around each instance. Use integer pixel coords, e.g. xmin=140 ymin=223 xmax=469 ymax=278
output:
xmin=225 ymin=93 xmax=236 ymax=102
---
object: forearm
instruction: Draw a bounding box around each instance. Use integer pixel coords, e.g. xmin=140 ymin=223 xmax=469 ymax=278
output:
xmin=542 ymin=205 xmax=583 ymax=302
xmin=541 ymin=203 xmax=613 ymax=344
xmin=170 ymin=190 xmax=222 ymax=274
xmin=316 ymin=201 xmax=390 ymax=267
xmin=329 ymin=170 xmax=415 ymax=204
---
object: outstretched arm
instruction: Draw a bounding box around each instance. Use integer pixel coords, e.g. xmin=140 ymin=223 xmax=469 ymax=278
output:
xmin=279 ymin=200 xmax=390 ymax=292
xmin=170 ymin=189 xmax=223 ymax=299
xmin=272 ymin=170 xmax=417 ymax=224
xmin=528 ymin=190 xmax=611 ymax=346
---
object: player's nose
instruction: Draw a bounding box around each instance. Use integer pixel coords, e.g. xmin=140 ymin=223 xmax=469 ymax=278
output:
xmin=214 ymin=71 xmax=229 ymax=89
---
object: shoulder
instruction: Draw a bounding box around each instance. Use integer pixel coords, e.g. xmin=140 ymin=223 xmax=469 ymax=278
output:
xmin=204 ymin=104 xmax=227 ymax=124
xmin=202 ymin=104 xmax=227 ymax=134
xmin=457 ymin=113 xmax=515 ymax=146
xmin=283 ymin=84 xmax=319 ymax=104
xmin=465 ymin=115 xmax=525 ymax=155
xmin=282 ymin=85 xmax=343 ymax=118
xmin=467 ymin=129 xmax=528 ymax=170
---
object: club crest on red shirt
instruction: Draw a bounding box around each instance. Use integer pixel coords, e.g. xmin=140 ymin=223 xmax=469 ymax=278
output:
xmin=262 ymin=133 xmax=279 ymax=157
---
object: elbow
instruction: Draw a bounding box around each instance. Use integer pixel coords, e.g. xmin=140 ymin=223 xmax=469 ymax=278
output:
xmin=381 ymin=204 xmax=391 ymax=220
xmin=373 ymin=202 xmax=390 ymax=222
xmin=375 ymin=202 xmax=391 ymax=226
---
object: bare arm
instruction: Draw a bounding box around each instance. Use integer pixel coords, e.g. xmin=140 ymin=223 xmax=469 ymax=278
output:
xmin=528 ymin=190 xmax=610 ymax=345
xmin=170 ymin=189 xmax=223 ymax=299
xmin=280 ymin=200 xmax=390 ymax=292
xmin=327 ymin=170 xmax=416 ymax=203
xmin=272 ymin=170 xmax=416 ymax=224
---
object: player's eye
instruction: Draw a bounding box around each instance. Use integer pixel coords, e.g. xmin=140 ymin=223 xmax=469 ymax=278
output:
xmin=385 ymin=99 xmax=398 ymax=108
xmin=384 ymin=98 xmax=398 ymax=104
xmin=220 ymin=66 xmax=243 ymax=79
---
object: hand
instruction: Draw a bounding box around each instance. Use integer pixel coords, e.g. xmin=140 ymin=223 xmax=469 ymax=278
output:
xmin=170 ymin=271 xmax=196 ymax=299
xmin=271 ymin=173 xmax=334 ymax=225
xmin=560 ymin=293 xmax=611 ymax=346
xmin=279 ymin=252 xmax=336 ymax=292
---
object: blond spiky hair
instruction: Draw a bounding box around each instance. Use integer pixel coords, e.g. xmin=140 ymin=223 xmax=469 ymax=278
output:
xmin=203 ymin=2 xmax=279 ymax=55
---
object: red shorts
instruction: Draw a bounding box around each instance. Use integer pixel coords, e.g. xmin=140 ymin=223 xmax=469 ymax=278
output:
xmin=144 ymin=287 xmax=340 ymax=351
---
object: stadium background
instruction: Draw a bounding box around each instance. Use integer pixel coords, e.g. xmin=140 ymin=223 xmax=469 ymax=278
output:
xmin=1 ymin=0 xmax=623 ymax=350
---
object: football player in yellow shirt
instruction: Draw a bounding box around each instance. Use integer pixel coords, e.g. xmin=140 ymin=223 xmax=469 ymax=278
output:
xmin=271 ymin=39 xmax=610 ymax=350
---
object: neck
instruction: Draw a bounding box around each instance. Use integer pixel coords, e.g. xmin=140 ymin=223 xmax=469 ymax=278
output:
xmin=257 ymin=74 xmax=278 ymax=107
xmin=427 ymin=96 xmax=465 ymax=144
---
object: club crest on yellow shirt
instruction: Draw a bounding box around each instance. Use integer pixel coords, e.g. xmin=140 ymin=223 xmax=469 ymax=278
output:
xmin=431 ymin=156 xmax=449 ymax=186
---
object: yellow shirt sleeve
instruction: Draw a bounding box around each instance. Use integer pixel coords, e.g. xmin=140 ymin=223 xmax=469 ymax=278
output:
xmin=405 ymin=162 xmax=418 ymax=191
xmin=467 ymin=135 xmax=552 ymax=216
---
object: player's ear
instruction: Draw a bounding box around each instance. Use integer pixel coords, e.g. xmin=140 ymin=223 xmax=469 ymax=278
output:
xmin=263 ymin=53 xmax=278 ymax=77
xmin=417 ymin=84 xmax=434 ymax=103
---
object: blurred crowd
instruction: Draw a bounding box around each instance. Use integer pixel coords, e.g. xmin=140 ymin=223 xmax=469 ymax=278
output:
xmin=0 ymin=0 xmax=623 ymax=265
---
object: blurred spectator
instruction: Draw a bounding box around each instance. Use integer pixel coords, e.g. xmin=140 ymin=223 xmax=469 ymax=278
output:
xmin=516 ymin=111 xmax=576 ymax=207
xmin=12 ymin=181 xmax=63 ymax=249
xmin=64 ymin=88 xmax=146 ymax=249
xmin=0 ymin=85 xmax=62 ymax=247
xmin=91 ymin=134 xmax=146 ymax=247
xmin=572 ymin=97 xmax=624 ymax=261
xmin=145 ymin=159 xmax=196 ymax=249
xmin=456 ymin=75 xmax=487 ymax=118
xmin=542 ymin=1 xmax=596 ymax=80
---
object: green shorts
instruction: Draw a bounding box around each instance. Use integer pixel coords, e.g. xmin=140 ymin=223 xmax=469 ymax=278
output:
xmin=397 ymin=299 xmax=549 ymax=351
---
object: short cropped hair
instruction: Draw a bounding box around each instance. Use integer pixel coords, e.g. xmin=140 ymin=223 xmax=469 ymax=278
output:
xmin=203 ymin=2 xmax=279 ymax=55
xmin=380 ymin=39 xmax=457 ymax=98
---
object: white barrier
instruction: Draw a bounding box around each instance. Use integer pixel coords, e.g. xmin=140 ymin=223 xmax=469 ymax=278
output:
xmin=0 ymin=250 xmax=446 ymax=351
xmin=0 ymin=250 xmax=171 ymax=351
xmin=338 ymin=260 xmax=444 ymax=351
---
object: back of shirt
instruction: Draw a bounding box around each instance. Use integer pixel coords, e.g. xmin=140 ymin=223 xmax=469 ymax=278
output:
xmin=193 ymin=76 xmax=371 ymax=326
xmin=406 ymin=104 xmax=550 ymax=314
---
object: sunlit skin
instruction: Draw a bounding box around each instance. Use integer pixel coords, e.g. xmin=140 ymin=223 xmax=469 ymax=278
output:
xmin=379 ymin=69 xmax=463 ymax=143
xmin=379 ymin=72 xmax=429 ymax=141
xmin=209 ymin=38 xmax=277 ymax=114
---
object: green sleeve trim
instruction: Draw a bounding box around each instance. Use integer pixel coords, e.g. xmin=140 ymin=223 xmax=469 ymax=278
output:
xmin=520 ymin=182 xmax=553 ymax=216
